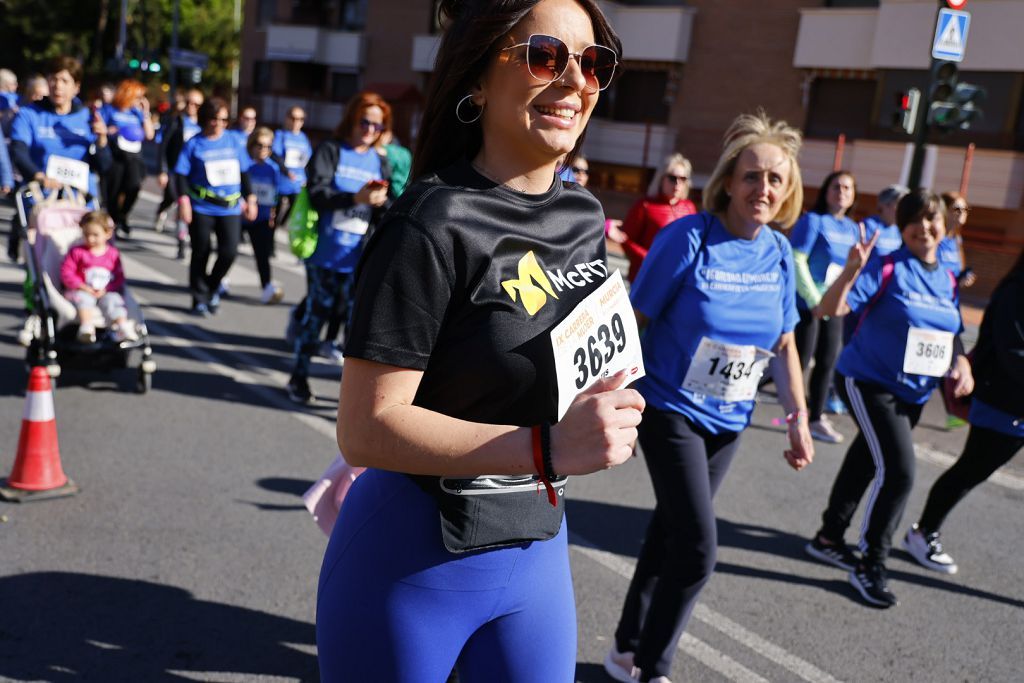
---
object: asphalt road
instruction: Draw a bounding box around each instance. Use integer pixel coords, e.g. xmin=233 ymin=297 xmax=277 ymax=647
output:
xmin=0 ymin=185 xmax=1021 ymax=683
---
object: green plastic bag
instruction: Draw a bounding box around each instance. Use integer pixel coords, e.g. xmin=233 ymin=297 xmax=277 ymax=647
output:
xmin=288 ymin=188 xmax=319 ymax=259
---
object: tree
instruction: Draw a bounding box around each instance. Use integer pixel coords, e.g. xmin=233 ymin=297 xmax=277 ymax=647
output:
xmin=0 ymin=0 xmax=239 ymax=91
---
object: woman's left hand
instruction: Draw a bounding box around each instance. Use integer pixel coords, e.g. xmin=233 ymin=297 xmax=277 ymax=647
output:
xmin=243 ymin=198 xmax=259 ymax=222
xmin=784 ymin=421 xmax=814 ymax=471
xmin=949 ymin=354 xmax=975 ymax=397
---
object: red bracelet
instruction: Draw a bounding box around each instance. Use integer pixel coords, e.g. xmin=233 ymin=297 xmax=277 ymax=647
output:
xmin=532 ymin=425 xmax=557 ymax=507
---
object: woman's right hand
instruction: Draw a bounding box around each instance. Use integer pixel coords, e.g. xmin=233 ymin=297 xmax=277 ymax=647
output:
xmin=354 ymin=180 xmax=389 ymax=206
xmin=550 ymin=371 xmax=645 ymax=476
xmin=178 ymin=197 xmax=192 ymax=225
xmin=845 ymin=222 xmax=880 ymax=273
xmin=158 ymin=172 xmax=169 ymax=190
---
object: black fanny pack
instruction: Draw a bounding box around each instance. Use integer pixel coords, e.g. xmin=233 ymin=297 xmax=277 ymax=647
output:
xmin=411 ymin=473 xmax=568 ymax=553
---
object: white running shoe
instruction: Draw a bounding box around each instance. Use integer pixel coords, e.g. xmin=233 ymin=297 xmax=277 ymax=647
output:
xmin=810 ymin=416 xmax=844 ymax=444
xmin=903 ymin=524 xmax=958 ymax=574
xmin=603 ymin=646 xmax=640 ymax=683
xmin=17 ymin=314 xmax=40 ymax=347
xmin=154 ymin=209 xmax=168 ymax=233
xmin=261 ymin=282 xmax=284 ymax=305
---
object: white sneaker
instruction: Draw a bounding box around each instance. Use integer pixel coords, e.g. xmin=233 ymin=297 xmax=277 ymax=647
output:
xmin=603 ymin=646 xmax=640 ymax=683
xmin=261 ymin=281 xmax=284 ymax=304
xmin=318 ymin=341 xmax=345 ymax=365
xmin=17 ymin=314 xmax=40 ymax=347
xmin=903 ymin=524 xmax=958 ymax=574
xmin=154 ymin=209 xmax=168 ymax=233
xmin=810 ymin=416 xmax=844 ymax=444
xmin=77 ymin=324 xmax=96 ymax=344
xmin=114 ymin=323 xmax=139 ymax=343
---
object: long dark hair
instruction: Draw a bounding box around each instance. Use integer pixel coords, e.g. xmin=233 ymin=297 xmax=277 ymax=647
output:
xmin=896 ymin=188 xmax=944 ymax=230
xmin=412 ymin=0 xmax=621 ymax=180
xmin=811 ymin=169 xmax=856 ymax=216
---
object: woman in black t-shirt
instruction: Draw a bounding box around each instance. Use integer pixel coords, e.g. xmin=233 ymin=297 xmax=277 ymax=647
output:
xmin=315 ymin=1 xmax=642 ymax=681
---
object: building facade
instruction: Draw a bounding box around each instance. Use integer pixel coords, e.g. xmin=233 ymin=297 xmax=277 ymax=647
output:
xmin=239 ymin=0 xmax=1024 ymax=295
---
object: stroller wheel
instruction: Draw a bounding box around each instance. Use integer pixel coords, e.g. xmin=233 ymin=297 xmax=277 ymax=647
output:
xmin=135 ymin=368 xmax=152 ymax=394
xmin=47 ymin=364 xmax=61 ymax=379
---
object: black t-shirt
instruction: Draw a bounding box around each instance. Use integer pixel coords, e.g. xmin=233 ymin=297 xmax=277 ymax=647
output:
xmin=345 ymin=158 xmax=609 ymax=551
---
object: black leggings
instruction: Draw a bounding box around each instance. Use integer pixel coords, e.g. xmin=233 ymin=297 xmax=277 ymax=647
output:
xmin=918 ymin=424 xmax=1023 ymax=533
xmin=819 ymin=374 xmax=923 ymax=564
xmin=243 ymin=219 xmax=274 ymax=288
xmin=105 ymin=153 xmax=145 ymax=229
xmin=794 ymin=308 xmax=843 ymax=421
xmin=188 ymin=212 xmax=241 ymax=305
xmin=614 ymin=408 xmax=741 ymax=679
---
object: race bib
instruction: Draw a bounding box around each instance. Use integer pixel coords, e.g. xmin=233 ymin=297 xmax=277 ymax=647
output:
xmin=824 ymin=262 xmax=844 ymax=288
xmin=45 ymin=155 xmax=90 ymax=192
xmin=84 ymin=266 xmax=113 ymax=291
xmin=330 ymin=205 xmax=372 ymax=235
xmin=117 ymin=136 xmax=142 ymax=154
xmin=253 ymin=182 xmax=276 ymax=205
xmin=903 ymin=327 xmax=954 ymax=377
xmin=550 ymin=271 xmax=645 ymax=421
xmin=284 ymin=147 xmax=308 ymax=169
xmin=205 ymin=159 xmax=241 ymax=187
xmin=682 ymin=337 xmax=775 ymax=403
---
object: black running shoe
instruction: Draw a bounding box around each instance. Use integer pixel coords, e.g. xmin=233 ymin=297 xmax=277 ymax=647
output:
xmin=849 ymin=562 xmax=898 ymax=608
xmin=176 ymin=240 xmax=187 ymax=261
xmin=287 ymin=375 xmax=314 ymax=405
xmin=805 ymin=535 xmax=859 ymax=571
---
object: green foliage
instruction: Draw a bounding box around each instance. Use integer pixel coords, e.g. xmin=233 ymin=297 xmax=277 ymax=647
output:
xmin=0 ymin=0 xmax=239 ymax=90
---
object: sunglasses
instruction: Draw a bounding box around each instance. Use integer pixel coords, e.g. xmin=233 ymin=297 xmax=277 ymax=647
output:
xmin=571 ymin=166 xmax=589 ymax=175
xmin=213 ymin=116 xmax=230 ymax=122
xmin=289 ymin=115 xmax=305 ymax=121
xmin=359 ymin=118 xmax=384 ymax=131
xmin=255 ymin=143 xmax=272 ymax=149
xmin=501 ymin=34 xmax=618 ymax=94
xmin=665 ymin=174 xmax=689 ymax=184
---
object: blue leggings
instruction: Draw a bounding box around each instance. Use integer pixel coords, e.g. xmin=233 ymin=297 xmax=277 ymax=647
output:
xmin=316 ymin=469 xmax=577 ymax=683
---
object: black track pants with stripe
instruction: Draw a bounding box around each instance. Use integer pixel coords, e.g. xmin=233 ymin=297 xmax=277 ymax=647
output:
xmin=818 ymin=373 xmax=923 ymax=565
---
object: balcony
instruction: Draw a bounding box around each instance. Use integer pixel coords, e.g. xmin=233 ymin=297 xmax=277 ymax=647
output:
xmin=582 ymin=119 xmax=677 ymax=169
xmin=598 ymin=1 xmax=695 ymax=63
xmin=265 ymin=24 xmax=365 ymax=68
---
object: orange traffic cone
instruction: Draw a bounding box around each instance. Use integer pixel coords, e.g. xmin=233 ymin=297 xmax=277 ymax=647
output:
xmin=0 ymin=366 xmax=78 ymax=502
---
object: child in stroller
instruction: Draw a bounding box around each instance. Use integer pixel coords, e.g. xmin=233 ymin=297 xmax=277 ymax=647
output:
xmin=60 ymin=210 xmax=137 ymax=344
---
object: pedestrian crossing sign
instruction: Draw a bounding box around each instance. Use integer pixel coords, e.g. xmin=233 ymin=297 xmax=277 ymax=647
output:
xmin=932 ymin=8 xmax=970 ymax=62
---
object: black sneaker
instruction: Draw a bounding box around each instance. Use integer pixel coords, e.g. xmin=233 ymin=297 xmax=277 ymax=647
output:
xmin=287 ymin=375 xmax=314 ymax=405
xmin=849 ymin=562 xmax=898 ymax=608
xmin=805 ymin=535 xmax=859 ymax=571
xmin=176 ymin=239 xmax=187 ymax=261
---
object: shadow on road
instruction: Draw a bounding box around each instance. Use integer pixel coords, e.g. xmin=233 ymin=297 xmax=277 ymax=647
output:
xmin=567 ymin=500 xmax=1024 ymax=610
xmin=0 ymin=572 xmax=319 ymax=682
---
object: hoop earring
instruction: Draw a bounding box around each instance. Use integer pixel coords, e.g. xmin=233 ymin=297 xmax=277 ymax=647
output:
xmin=456 ymin=94 xmax=483 ymax=124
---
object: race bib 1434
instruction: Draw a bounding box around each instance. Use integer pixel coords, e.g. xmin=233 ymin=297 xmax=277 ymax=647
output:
xmin=682 ymin=337 xmax=774 ymax=403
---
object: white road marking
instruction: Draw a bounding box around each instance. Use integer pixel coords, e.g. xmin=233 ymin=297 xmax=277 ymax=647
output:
xmin=571 ymin=534 xmax=843 ymax=683
xmin=917 ymin=442 xmax=1024 ymax=491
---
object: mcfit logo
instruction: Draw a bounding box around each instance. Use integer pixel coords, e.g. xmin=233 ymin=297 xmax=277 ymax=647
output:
xmin=502 ymin=250 xmax=609 ymax=315
xmin=502 ymin=251 xmax=558 ymax=315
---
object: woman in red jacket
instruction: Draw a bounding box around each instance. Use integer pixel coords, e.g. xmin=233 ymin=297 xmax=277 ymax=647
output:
xmin=609 ymin=152 xmax=697 ymax=281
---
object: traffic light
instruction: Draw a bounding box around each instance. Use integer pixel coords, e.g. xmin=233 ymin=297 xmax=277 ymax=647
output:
xmin=128 ymin=58 xmax=140 ymax=69
xmin=893 ymin=88 xmax=921 ymax=135
xmin=927 ymin=60 xmax=985 ymax=131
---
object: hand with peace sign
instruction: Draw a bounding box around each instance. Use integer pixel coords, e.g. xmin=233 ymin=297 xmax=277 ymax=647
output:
xmin=814 ymin=221 xmax=880 ymax=319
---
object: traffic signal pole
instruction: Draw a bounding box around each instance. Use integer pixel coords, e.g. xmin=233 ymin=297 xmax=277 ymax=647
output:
xmin=907 ymin=0 xmax=948 ymax=189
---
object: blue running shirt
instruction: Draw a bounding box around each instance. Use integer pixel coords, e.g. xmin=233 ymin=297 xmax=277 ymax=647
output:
xmin=273 ymin=129 xmax=312 ymax=195
xmin=102 ymin=105 xmax=146 ymax=154
xmin=789 ymin=212 xmax=860 ymax=308
xmin=863 ymin=215 xmax=903 ymax=256
xmin=937 ymin=236 xmax=963 ymax=277
xmin=968 ymin=398 xmax=1024 ymax=437
xmin=247 ymin=159 xmax=280 ymax=223
xmin=308 ymin=144 xmax=382 ymax=273
xmin=175 ymin=132 xmax=252 ymax=217
xmin=11 ymin=101 xmax=102 ymax=195
xmin=837 ymin=247 xmax=962 ymax=404
xmin=631 ymin=212 xmax=799 ymax=434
